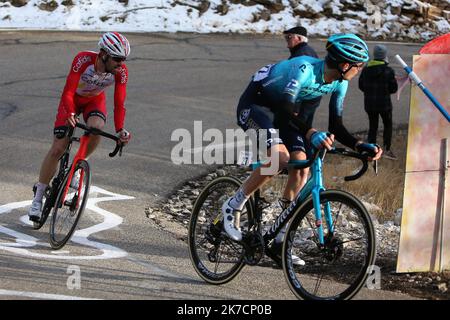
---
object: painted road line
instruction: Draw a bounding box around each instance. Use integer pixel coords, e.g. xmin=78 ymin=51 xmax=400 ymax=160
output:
xmin=0 ymin=186 xmax=133 ymax=260
xmin=0 ymin=289 xmax=100 ymax=300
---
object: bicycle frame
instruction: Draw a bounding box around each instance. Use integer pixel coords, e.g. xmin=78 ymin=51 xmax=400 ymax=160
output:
xmin=60 ymin=134 xmax=90 ymax=208
xmin=260 ymin=154 xmax=332 ymax=247
xmin=257 ymin=146 xmax=371 ymax=249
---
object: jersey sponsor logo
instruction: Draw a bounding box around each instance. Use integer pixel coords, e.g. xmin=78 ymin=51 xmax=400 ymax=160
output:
xmin=72 ymin=55 xmax=92 ymax=73
xmin=267 ymin=137 xmax=283 ymax=148
xmin=253 ymin=64 xmax=274 ymax=82
xmin=287 ymin=79 xmax=299 ymax=88
xmin=246 ymin=118 xmax=262 ymax=131
xmin=261 ymin=75 xmax=282 ymax=88
xmin=77 ymin=65 xmax=115 ymax=96
xmin=302 ymin=85 xmax=333 ymax=95
xmin=285 ymin=79 xmax=299 ymax=96
xmin=239 ymin=108 xmax=251 ymax=125
xmin=81 ymin=74 xmax=110 ymax=88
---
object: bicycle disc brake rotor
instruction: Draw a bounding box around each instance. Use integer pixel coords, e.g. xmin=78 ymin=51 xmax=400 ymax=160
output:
xmin=242 ymin=231 xmax=264 ymax=266
xmin=324 ymin=235 xmax=343 ymax=262
xmin=205 ymin=222 xmax=223 ymax=263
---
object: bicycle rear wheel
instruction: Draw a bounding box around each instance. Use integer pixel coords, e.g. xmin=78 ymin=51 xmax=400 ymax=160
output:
xmin=49 ymin=160 xmax=91 ymax=249
xmin=188 ymin=176 xmax=253 ymax=284
xmin=282 ymin=190 xmax=376 ymax=300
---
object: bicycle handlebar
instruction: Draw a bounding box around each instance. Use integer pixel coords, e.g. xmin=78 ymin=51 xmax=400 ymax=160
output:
xmin=328 ymin=148 xmax=369 ymax=181
xmin=288 ymin=147 xmax=372 ymax=181
xmin=74 ymin=123 xmax=123 ymax=157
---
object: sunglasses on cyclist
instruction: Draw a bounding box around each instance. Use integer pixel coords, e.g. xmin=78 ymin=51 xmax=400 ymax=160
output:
xmin=111 ymin=56 xmax=126 ymax=62
xmin=349 ymin=63 xmax=365 ymax=71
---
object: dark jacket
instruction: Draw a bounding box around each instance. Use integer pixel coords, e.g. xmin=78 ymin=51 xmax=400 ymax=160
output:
xmin=289 ymin=42 xmax=320 ymax=126
xmin=289 ymin=42 xmax=319 ymax=59
xmin=359 ymin=60 xmax=398 ymax=112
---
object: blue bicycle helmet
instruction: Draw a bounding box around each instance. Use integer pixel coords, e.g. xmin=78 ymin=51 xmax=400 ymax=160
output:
xmin=326 ymin=33 xmax=369 ymax=63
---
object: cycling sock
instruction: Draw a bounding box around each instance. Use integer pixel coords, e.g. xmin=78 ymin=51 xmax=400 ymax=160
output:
xmin=34 ymin=182 xmax=48 ymax=202
xmin=229 ymin=188 xmax=250 ymax=211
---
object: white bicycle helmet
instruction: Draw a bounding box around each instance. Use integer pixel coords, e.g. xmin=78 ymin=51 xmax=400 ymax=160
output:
xmin=98 ymin=32 xmax=130 ymax=59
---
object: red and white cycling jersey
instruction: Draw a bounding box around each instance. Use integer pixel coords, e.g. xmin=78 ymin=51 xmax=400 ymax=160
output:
xmin=59 ymin=51 xmax=128 ymax=132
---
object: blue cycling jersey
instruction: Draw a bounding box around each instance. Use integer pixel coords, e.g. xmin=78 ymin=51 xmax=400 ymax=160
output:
xmin=249 ymin=56 xmax=348 ymax=117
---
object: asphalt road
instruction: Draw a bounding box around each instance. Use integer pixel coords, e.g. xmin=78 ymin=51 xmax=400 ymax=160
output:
xmin=0 ymin=31 xmax=421 ymax=301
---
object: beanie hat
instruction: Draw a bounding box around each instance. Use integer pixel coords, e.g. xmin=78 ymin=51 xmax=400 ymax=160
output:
xmin=373 ymin=44 xmax=388 ymax=62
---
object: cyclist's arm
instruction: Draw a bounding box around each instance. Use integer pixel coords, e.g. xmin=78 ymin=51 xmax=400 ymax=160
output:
xmin=328 ymin=82 xmax=359 ymax=150
xmin=278 ymin=65 xmax=314 ymax=136
xmin=61 ymin=54 xmax=86 ymax=116
xmin=113 ymin=65 xmax=128 ymax=133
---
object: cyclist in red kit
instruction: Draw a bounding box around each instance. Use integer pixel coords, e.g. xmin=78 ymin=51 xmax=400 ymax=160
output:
xmin=29 ymin=32 xmax=132 ymax=221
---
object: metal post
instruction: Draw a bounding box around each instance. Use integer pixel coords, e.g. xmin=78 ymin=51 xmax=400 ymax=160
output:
xmin=440 ymin=138 xmax=449 ymax=272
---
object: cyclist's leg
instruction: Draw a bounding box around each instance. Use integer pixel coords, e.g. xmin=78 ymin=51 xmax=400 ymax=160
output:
xmin=29 ymin=135 xmax=70 ymax=221
xmin=280 ymin=127 xmax=309 ymax=201
xmin=236 ymin=104 xmax=290 ymax=201
xmin=282 ymin=152 xmax=308 ymax=201
xmin=81 ymin=93 xmax=107 ymax=158
xmin=29 ymin=102 xmax=71 ymax=218
xmin=38 ymin=98 xmax=77 ymax=187
xmin=223 ymin=105 xmax=290 ymax=240
xmin=38 ymin=135 xmax=70 ymax=186
xmin=241 ymin=143 xmax=290 ymax=196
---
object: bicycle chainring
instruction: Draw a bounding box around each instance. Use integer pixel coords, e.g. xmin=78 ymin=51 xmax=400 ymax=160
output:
xmin=242 ymin=231 xmax=265 ymax=266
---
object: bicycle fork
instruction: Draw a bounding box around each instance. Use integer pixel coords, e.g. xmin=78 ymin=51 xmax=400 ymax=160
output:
xmin=61 ymin=135 xmax=89 ymax=209
xmin=310 ymin=157 xmax=334 ymax=246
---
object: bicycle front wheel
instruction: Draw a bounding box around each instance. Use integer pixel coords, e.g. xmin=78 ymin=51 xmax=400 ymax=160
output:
xmin=32 ymin=180 xmax=61 ymax=230
xmin=282 ymin=190 xmax=376 ymax=300
xmin=49 ymin=160 xmax=91 ymax=249
xmin=188 ymin=176 xmax=253 ymax=285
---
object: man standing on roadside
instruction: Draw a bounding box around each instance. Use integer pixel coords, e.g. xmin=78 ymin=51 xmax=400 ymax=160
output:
xmin=283 ymin=26 xmax=318 ymax=60
xmin=359 ymin=44 xmax=398 ymax=160
xmin=283 ymin=26 xmax=321 ymax=128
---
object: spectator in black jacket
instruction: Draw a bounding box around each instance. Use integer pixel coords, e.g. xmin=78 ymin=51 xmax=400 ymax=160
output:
xmin=283 ymin=26 xmax=321 ymax=128
xmin=359 ymin=44 xmax=398 ymax=160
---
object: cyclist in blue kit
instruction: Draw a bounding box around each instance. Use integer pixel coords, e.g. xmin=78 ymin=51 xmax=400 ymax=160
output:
xmin=222 ymin=34 xmax=383 ymax=260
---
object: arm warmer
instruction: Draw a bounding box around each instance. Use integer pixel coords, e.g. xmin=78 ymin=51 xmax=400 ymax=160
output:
xmin=328 ymin=114 xmax=358 ymax=149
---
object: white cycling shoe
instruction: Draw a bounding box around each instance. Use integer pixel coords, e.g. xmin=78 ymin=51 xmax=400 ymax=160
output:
xmin=291 ymin=255 xmax=306 ymax=266
xmin=28 ymin=200 xmax=42 ymax=222
xmin=221 ymin=198 xmax=242 ymax=242
xmin=268 ymin=240 xmax=306 ymax=266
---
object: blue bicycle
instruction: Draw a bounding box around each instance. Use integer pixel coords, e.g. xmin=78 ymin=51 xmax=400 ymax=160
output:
xmin=188 ymin=147 xmax=376 ymax=300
